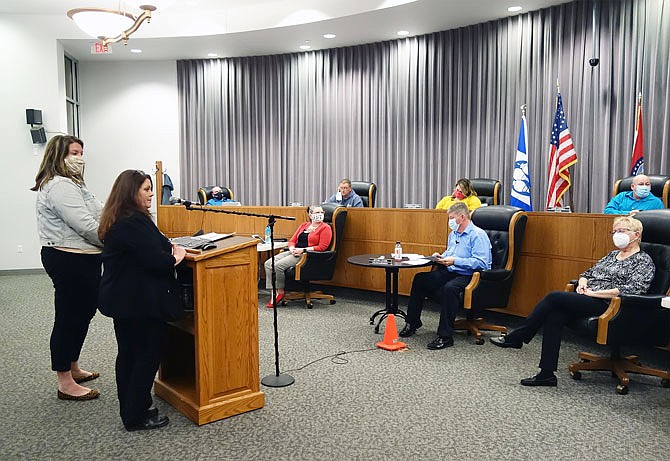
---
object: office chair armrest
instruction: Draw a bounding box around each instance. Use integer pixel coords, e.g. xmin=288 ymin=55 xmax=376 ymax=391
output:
xmin=294 ymin=250 xmax=337 ymax=280
xmin=597 ymin=294 xmax=670 ymax=345
xmin=478 ymin=269 xmax=510 ymax=282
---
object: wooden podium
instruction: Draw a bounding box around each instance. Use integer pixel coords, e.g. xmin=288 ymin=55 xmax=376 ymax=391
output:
xmin=154 ymin=235 xmax=265 ymax=425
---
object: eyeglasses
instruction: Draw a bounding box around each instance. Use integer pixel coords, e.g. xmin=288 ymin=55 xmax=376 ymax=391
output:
xmin=610 ymin=228 xmax=632 ymax=235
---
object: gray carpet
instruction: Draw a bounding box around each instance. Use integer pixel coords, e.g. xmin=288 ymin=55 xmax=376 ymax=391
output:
xmin=1 ymin=273 xmax=669 ymax=460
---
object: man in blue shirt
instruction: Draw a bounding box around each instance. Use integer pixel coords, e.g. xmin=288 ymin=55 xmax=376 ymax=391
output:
xmin=603 ymin=174 xmax=664 ymax=214
xmin=326 ymin=179 xmax=364 ymax=207
xmin=399 ymin=202 xmax=492 ymax=349
xmin=205 ymin=186 xmax=233 ymax=206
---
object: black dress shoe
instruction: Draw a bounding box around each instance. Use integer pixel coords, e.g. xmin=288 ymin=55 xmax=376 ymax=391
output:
xmin=399 ymin=322 xmax=422 ymax=338
xmin=427 ymin=336 xmax=454 ymax=350
xmin=125 ymin=415 xmax=170 ymax=432
xmin=146 ymin=406 xmax=158 ymax=418
xmin=520 ymin=373 xmax=557 ymax=387
xmin=489 ymin=335 xmax=523 ymax=349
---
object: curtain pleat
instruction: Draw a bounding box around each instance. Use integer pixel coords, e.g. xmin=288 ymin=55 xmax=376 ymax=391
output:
xmin=178 ymin=0 xmax=669 ymax=212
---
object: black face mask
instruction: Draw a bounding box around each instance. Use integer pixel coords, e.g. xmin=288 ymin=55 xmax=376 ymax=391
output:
xmin=213 ymin=192 xmax=223 ymax=200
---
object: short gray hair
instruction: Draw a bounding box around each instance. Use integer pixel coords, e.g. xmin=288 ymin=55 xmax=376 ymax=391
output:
xmin=448 ymin=201 xmax=469 ymax=217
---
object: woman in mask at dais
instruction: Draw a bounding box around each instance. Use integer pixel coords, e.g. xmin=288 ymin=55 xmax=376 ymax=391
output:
xmin=435 ymin=178 xmax=482 ymax=211
xmin=489 ymin=216 xmax=655 ymax=387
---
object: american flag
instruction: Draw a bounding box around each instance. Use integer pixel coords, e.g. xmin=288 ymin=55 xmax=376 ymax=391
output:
xmin=546 ymin=93 xmax=578 ymax=209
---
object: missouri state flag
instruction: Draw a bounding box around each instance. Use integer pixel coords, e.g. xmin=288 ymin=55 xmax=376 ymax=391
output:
xmin=629 ymin=94 xmax=644 ymax=176
xmin=546 ymin=93 xmax=578 ymax=209
xmin=511 ymin=111 xmax=532 ymax=211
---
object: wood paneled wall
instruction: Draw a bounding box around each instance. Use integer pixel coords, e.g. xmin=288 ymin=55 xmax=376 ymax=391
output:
xmin=158 ymin=205 xmax=618 ymax=317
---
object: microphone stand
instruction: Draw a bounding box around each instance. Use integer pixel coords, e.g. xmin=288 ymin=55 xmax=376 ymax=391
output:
xmin=183 ymin=202 xmax=296 ymax=388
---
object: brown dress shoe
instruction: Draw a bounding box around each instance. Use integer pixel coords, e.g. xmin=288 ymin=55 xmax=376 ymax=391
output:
xmin=57 ymin=389 xmax=100 ymax=401
xmin=73 ymin=372 xmax=100 ymax=384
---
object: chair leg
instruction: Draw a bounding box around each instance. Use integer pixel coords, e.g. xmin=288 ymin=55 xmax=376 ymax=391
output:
xmin=282 ymin=289 xmax=335 ymax=309
xmin=453 ymin=316 xmax=508 ymax=345
xmin=569 ymin=351 xmax=670 ymax=394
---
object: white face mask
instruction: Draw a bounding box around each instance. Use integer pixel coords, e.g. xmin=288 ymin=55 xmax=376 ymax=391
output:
xmin=612 ymin=232 xmax=630 ymax=249
xmin=312 ymin=212 xmax=324 ymax=223
xmin=448 ymin=218 xmax=459 ymax=232
xmin=65 ymin=156 xmax=85 ymax=176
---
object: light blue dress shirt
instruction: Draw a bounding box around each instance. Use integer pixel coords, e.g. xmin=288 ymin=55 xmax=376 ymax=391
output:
xmin=440 ymin=222 xmax=492 ymax=275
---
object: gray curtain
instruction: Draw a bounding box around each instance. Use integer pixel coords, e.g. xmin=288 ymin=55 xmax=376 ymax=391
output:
xmin=177 ymin=0 xmax=669 ymax=212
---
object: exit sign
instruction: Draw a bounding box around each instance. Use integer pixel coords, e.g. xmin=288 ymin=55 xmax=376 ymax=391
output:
xmin=91 ymin=43 xmax=112 ymax=54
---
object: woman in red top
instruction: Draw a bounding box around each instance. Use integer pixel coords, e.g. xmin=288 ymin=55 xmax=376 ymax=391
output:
xmin=264 ymin=205 xmax=332 ymax=307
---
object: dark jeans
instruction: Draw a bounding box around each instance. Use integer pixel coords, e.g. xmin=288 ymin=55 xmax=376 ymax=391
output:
xmin=405 ymin=267 xmax=471 ymax=338
xmin=113 ymin=317 xmax=166 ymax=428
xmin=506 ymin=291 xmax=609 ymax=371
xmin=41 ymin=247 xmax=101 ymax=372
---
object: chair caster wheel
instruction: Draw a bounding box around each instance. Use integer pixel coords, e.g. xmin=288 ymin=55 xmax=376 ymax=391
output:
xmin=475 ymin=337 xmax=484 ymax=345
xmin=329 ymin=300 xmax=336 ymax=304
xmin=570 ymin=371 xmax=582 ymax=380
xmin=306 ymin=303 xmax=313 ymax=309
xmin=370 ymin=320 xmax=375 ymax=325
xmin=374 ymin=326 xmax=380 ymax=334
xmin=661 ymin=378 xmax=670 ymax=388
xmin=616 ymin=384 xmax=629 ymax=395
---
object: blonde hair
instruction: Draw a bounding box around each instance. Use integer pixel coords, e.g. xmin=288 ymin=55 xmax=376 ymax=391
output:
xmin=613 ymin=216 xmax=643 ymax=236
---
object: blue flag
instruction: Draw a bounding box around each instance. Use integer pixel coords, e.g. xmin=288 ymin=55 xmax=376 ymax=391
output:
xmin=511 ymin=114 xmax=532 ymax=211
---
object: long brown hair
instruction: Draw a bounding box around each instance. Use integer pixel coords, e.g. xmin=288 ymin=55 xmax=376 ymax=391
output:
xmin=98 ymin=170 xmax=153 ymax=241
xmin=30 ymin=135 xmax=85 ymax=191
xmin=453 ymin=178 xmax=477 ymax=198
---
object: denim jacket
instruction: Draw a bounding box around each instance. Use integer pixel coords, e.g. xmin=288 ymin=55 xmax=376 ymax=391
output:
xmin=36 ymin=176 xmax=103 ymax=250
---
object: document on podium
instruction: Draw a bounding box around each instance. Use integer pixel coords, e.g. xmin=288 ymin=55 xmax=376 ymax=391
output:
xmin=170 ymin=232 xmax=236 ymax=249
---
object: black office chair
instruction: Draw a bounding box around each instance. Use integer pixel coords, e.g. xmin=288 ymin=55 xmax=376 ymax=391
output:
xmin=197 ymin=185 xmax=234 ymax=204
xmin=470 ymin=178 xmax=502 ymax=206
xmin=612 ymin=175 xmax=669 ymax=208
xmin=283 ymin=203 xmax=347 ymax=308
xmin=451 ymin=205 xmax=527 ymax=343
xmin=567 ymin=209 xmax=670 ymax=394
xmin=350 ymin=181 xmax=377 ymax=208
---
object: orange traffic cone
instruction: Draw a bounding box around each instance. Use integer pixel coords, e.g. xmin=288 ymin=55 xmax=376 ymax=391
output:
xmin=376 ymin=314 xmax=406 ymax=351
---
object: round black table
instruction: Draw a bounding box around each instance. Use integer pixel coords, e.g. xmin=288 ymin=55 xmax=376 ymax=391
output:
xmin=347 ymin=254 xmax=434 ymax=333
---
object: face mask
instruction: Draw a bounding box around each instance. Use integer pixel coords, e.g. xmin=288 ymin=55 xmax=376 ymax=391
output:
xmin=336 ymin=191 xmax=343 ymax=201
xmin=453 ymin=190 xmax=465 ymax=200
xmin=612 ymin=232 xmax=630 ymax=249
xmin=312 ymin=212 xmax=324 ymax=223
xmin=448 ymin=218 xmax=459 ymax=232
xmin=65 ymin=156 xmax=85 ymax=176
xmin=212 ymin=192 xmax=223 ymax=200
xmin=634 ymin=185 xmax=651 ymax=198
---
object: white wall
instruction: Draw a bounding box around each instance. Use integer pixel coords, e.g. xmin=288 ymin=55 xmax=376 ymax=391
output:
xmin=0 ymin=14 xmax=180 ymax=270
xmin=79 ymin=60 xmax=180 ymax=215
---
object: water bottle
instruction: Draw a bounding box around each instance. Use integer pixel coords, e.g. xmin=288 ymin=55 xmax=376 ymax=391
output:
xmin=394 ymin=241 xmax=403 ymax=261
xmin=264 ymin=225 xmax=272 ymax=244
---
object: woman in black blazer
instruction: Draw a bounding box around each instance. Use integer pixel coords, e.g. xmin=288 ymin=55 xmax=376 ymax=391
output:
xmin=98 ymin=170 xmax=186 ymax=432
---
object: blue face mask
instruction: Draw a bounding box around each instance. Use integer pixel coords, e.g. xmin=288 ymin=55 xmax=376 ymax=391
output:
xmin=448 ymin=218 xmax=459 ymax=232
xmin=635 ymin=185 xmax=651 ymax=198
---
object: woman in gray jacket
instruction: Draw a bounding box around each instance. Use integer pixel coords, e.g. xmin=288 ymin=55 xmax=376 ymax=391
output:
xmin=31 ymin=135 xmax=103 ymax=401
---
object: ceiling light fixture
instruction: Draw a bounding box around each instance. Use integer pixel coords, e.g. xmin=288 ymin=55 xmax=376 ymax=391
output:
xmin=397 ymin=30 xmax=410 ymax=36
xmin=299 ymin=45 xmax=312 ymax=50
xmin=130 ymin=48 xmax=142 ymax=53
xmin=323 ymin=33 xmax=336 ymax=39
xmin=508 ymin=6 xmax=523 ymax=13
xmin=67 ymin=3 xmax=157 ymax=46
xmin=207 ymin=53 xmax=218 ymax=57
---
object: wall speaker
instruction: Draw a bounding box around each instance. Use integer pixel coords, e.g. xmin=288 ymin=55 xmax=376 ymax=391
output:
xmin=30 ymin=127 xmax=47 ymax=144
xmin=26 ymin=109 xmax=43 ymax=125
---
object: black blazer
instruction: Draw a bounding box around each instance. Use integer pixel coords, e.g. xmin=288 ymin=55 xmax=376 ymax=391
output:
xmin=99 ymin=211 xmax=179 ymax=320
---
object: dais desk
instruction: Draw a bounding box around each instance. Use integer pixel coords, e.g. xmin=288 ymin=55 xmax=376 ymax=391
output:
xmin=157 ymin=205 xmax=616 ymax=318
